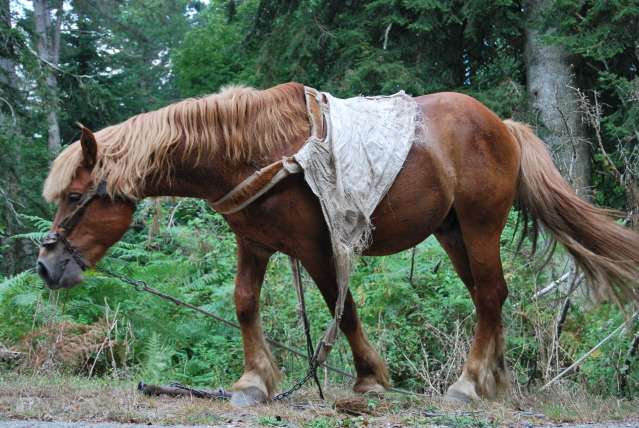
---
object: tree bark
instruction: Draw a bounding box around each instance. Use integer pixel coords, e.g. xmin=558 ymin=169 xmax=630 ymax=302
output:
xmin=524 ymin=0 xmax=591 ymax=196
xmin=32 ymin=0 xmax=63 ymax=154
xmin=0 ymin=0 xmax=21 ymax=276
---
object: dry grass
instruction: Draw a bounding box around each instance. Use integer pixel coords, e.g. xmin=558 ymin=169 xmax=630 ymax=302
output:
xmin=0 ymin=373 xmax=637 ymax=427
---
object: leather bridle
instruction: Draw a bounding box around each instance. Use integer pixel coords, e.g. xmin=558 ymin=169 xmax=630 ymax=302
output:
xmin=41 ymin=180 xmax=135 ymax=270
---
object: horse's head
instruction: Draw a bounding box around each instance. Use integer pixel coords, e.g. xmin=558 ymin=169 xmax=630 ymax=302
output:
xmin=37 ymin=126 xmax=136 ymax=289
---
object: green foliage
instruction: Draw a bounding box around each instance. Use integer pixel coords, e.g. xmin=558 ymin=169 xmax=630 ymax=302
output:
xmin=174 ymin=1 xmax=259 ymax=95
xmin=304 ymin=417 xmax=337 ymax=428
xmin=173 ymin=0 xmax=527 ymax=112
xmin=258 ymin=415 xmax=288 ymax=427
xmin=0 ymin=270 xmax=52 ymax=342
xmin=140 ymin=332 xmax=175 ymax=383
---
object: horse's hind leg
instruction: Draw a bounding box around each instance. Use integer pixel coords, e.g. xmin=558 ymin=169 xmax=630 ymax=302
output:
xmin=435 ymin=210 xmax=475 ymax=301
xmin=438 ymin=208 xmax=511 ymax=402
xmin=298 ymin=246 xmax=390 ymax=394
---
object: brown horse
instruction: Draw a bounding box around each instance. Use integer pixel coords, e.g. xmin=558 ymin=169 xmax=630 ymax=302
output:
xmin=37 ymin=82 xmax=639 ymax=406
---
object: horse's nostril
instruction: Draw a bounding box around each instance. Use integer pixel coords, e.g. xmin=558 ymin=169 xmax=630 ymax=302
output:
xmin=42 ymin=241 xmax=56 ymax=250
xmin=37 ymin=261 xmax=51 ymax=282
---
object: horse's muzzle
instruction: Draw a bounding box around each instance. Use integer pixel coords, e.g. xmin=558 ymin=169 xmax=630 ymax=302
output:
xmin=37 ymin=243 xmax=84 ymax=289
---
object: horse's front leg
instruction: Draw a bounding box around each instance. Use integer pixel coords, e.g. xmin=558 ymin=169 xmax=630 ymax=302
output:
xmin=230 ymin=237 xmax=280 ymax=407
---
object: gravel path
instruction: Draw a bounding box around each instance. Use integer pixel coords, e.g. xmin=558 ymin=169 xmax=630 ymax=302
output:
xmin=2 ymin=374 xmax=637 ymax=428
xmin=1 ymin=420 xmax=638 ymax=428
xmin=0 ymin=422 xmax=234 ymax=428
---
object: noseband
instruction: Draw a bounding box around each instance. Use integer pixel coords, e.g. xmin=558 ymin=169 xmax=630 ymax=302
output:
xmin=41 ymin=180 xmax=133 ymax=270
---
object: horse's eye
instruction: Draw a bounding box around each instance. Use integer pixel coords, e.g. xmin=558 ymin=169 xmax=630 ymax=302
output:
xmin=68 ymin=192 xmax=82 ymax=203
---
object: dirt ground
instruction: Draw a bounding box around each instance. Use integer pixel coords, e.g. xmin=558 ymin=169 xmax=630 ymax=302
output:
xmin=0 ymin=374 xmax=637 ymax=428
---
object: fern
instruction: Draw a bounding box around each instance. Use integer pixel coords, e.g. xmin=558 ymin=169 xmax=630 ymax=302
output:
xmin=17 ymin=214 xmax=52 ymax=232
xmin=140 ymin=332 xmax=175 ymax=383
xmin=0 ymin=269 xmax=48 ymax=342
xmin=8 ymin=231 xmax=46 ymax=244
xmin=8 ymin=215 xmax=52 ymax=244
xmin=0 ymin=269 xmax=37 ymax=298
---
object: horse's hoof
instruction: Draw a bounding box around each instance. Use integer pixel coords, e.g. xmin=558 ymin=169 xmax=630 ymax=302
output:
xmin=445 ymin=379 xmax=479 ymax=404
xmin=353 ymin=378 xmax=386 ymax=395
xmin=230 ymin=386 xmax=267 ymax=407
xmin=445 ymin=388 xmax=474 ymax=404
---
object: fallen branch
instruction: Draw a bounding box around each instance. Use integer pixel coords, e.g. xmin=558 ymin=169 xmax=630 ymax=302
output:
xmin=534 ymin=271 xmax=584 ymax=299
xmin=533 ymin=272 xmax=570 ymax=299
xmin=0 ymin=348 xmax=25 ymax=363
xmin=138 ymin=382 xmax=231 ymax=399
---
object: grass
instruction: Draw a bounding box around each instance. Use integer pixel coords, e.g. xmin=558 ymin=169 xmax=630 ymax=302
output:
xmin=0 ymin=372 xmax=637 ymax=427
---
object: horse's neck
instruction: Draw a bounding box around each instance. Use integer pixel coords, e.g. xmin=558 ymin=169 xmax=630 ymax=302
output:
xmin=139 ymin=153 xmax=255 ymax=201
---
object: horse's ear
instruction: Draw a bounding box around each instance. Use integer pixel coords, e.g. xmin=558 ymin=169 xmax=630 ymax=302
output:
xmin=78 ymin=123 xmax=97 ymax=169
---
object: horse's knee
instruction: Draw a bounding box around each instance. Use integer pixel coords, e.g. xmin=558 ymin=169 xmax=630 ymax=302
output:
xmin=234 ymin=287 xmax=258 ymax=324
xmin=495 ymin=280 xmax=508 ymax=305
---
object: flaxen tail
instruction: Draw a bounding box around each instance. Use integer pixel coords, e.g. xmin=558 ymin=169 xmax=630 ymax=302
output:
xmin=504 ymin=119 xmax=639 ymax=306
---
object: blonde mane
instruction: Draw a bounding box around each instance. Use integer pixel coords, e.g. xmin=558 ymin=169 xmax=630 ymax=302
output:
xmin=43 ymin=82 xmax=308 ymax=202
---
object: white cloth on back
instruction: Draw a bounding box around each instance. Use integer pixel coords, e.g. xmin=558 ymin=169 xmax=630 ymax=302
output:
xmin=294 ymin=90 xmax=420 ymax=253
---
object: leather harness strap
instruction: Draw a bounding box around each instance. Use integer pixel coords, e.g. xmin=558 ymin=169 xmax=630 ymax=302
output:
xmin=304 ymin=86 xmax=326 ymax=140
xmin=209 ymin=157 xmax=302 ymax=214
xmin=210 ymin=86 xmax=326 ymax=215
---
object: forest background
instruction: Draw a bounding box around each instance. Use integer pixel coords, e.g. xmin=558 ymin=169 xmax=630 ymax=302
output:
xmin=0 ymin=0 xmax=638 ymax=403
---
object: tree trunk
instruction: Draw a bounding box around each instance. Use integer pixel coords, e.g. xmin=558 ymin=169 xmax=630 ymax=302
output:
xmin=0 ymin=0 xmax=19 ymax=90
xmin=32 ymin=0 xmax=63 ymax=154
xmin=0 ymin=0 xmax=20 ymax=276
xmin=524 ymin=0 xmax=591 ymax=197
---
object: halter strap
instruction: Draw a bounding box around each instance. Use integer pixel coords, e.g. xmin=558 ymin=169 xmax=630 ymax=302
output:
xmin=210 ymin=86 xmax=326 ymax=215
xmin=41 ymin=180 xmax=134 ymax=270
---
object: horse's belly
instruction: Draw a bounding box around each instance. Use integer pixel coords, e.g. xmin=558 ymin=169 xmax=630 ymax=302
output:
xmin=364 ymin=144 xmax=454 ymax=256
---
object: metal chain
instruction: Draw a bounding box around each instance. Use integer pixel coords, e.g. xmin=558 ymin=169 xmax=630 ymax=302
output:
xmin=272 ymin=363 xmax=317 ymax=401
xmin=290 ymin=257 xmax=324 ymax=400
